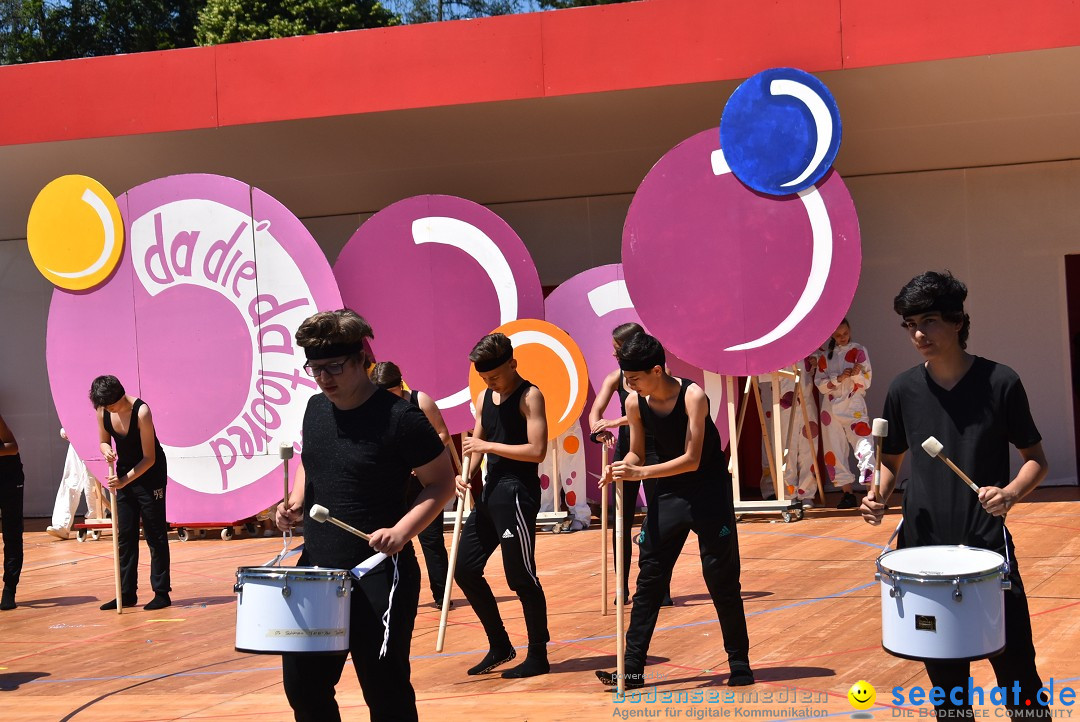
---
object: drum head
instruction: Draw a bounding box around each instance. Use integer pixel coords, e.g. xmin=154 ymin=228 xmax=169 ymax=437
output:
xmin=880 ymin=546 xmax=1004 ymax=576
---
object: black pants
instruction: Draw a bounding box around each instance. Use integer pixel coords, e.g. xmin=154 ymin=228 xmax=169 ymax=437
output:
xmin=625 ymin=483 xmax=750 ymax=674
xmin=0 ymin=469 xmax=24 ymax=591
xmin=923 ymin=537 xmax=1050 ymax=718
xmin=407 ymin=476 xmax=448 ymax=603
xmin=455 ymin=478 xmax=549 ymax=646
xmin=116 ymin=482 xmax=171 ymax=597
xmin=282 ymin=553 xmax=421 ymax=722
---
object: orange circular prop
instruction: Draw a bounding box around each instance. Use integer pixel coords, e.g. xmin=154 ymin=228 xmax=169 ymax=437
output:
xmin=469 ymin=319 xmax=589 ymax=440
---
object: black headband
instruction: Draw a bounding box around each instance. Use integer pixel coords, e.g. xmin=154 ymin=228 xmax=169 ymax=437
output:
xmin=474 ymin=348 xmax=513 ymax=373
xmin=618 ymin=357 xmax=662 ymax=373
xmin=304 ymin=341 xmax=365 ymax=361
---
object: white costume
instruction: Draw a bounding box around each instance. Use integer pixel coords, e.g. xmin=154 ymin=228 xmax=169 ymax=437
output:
xmin=49 ymin=440 xmax=100 ymax=538
xmin=814 ymin=342 xmax=872 ymax=488
xmin=758 ymin=355 xmax=821 ymax=505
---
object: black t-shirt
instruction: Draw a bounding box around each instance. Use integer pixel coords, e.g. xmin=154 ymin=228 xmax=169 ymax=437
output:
xmin=882 ymin=357 xmax=1041 ymax=552
xmin=638 ymin=378 xmax=729 ymax=496
xmin=300 ymin=389 xmax=445 ymax=569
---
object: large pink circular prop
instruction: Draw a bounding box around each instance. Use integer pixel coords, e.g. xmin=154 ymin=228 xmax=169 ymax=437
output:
xmin=334 ymin=195 xmax=544 ymax=434
xmin=544 ymin=264 xmax=726 ymax=502
xmin=622 ymin=128 xmax=861 ymax=376
xmin=47 ymin=174 xmax=342 ymax=523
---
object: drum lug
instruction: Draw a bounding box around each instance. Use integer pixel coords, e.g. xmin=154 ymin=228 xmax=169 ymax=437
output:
xmin=1002 ymin=577 xmax=1012 ymax=591
xmin=889 ymin=583 xmax=901 ymax=598
xmin=338 ymin=583 xmax=348 ymax=597
xmin=233 ymin=582 xmax=243 ymax=593
xmin=874 ymin=573 xmax=881 ymax=581
xmin=952 ymin=579 xmax=963 ymax=601
xmin=282 ymin=581 xmax=291 ymax=598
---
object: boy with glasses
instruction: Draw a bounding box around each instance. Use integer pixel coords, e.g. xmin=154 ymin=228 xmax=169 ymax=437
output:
xmin=275 ymin=309 xmax=455 ymax=722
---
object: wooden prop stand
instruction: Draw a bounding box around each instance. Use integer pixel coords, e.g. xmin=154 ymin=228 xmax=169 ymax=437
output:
xmin=600 ymin=443 xmax=609 ymax=616
xmin=750 ymin=377 xmax=778 ymax=485
xmin=614 ymin=480 xmax=626 ymax=697
xmin=727 ymin=376 xmax=752 ymax=476
xmin=551 ymin=439 xmax=561 ymax=514
xmin=437 ymin=436 xmax=472 ymax=652
xmin=771 ymin=374 xmax=786 ymax=503
xmin=108 ymin=459 xmax=122 ymax=615
xmin=794 ymin=367 xmax=826 ymax=504
xmin=725 ymin=376 xmax=742 ymax=502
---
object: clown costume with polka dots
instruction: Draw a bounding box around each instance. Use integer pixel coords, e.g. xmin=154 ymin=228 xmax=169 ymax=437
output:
xmin=814 ymin=318 xmax=872 ymax=509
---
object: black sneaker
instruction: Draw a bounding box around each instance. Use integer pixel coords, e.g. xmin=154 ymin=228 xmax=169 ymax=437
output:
xmin=836 ymin=492 xmax=858 ymax=510
xmin=0 ymin=588 xmax=15 ymax=611
xmin=434 ymin=598 xmax=454 ymax=611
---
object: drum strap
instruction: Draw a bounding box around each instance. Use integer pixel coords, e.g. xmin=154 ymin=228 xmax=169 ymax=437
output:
xmin=884 ymin=518 xmax=903 ymax=551
xmin=378 ymin=554 xmax=401 ymax=659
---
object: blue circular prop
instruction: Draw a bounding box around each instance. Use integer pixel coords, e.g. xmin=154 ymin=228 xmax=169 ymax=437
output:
xmin=720 ymin=67 xmax=842 ymax=196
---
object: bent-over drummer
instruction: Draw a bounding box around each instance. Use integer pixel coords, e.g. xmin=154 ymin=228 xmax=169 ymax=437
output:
xmin=862 ymin=271 xmax=1050 ymax=719
xmin=275 ymin=309 xmax=455 ymax=722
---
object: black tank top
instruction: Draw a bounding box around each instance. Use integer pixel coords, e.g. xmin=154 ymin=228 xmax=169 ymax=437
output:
xmin=104 ymin=399 xmax=167 ymax=488
xmin=481 ymin=379 xmax=540 ymax=489
xmin=407 ymin=390 xmax=421 ymax=409
xmin=617 ymin=372 xmax=659 ymax=464
xmin=637 ymin=378 xmax=726 ymax=490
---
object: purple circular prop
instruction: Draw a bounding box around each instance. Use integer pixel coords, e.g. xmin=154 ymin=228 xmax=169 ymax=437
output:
xmin=545 ymin=264 xmax=726 ymax=502
xmin=47 ymin=174 xmax=343 ymax=523
xmin=334 ymin=195 xmax=544 ymax=434
xmin=622 ymin=128 xmax=860 ymax=377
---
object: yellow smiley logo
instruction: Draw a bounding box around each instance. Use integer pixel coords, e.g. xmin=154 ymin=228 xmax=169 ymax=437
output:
xmin=848 ymin=680 xmax=876 ymax=710
xmin=27 ymin=175 xmax=124 ymax=291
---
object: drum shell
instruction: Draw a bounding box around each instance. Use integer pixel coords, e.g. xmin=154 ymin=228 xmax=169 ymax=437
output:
xmin=235 ymin=566 xmax=351 ymax=654
xmin=877 ymin=546 xmax=1007 ymax=662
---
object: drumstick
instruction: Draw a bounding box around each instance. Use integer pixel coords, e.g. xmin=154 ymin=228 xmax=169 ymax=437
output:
xmin=600 ymin=442 xmax=609 ymax=616
xmin=308 ymin=504 xmax=372 ymax=541
xmin=437 ymin=441 xmax=472 ymax=652
xmin=871 ymin=419 xmax=888 ymax=496
xmin=921 ymin=436 xmax=980 ymax=493
xmin=279 ymin=442 xmax=294 ymax=507
xmin=108 ymin=458 xmax=122 ymax=615
xmin=614 ymin=479 xmax=626 ymax=696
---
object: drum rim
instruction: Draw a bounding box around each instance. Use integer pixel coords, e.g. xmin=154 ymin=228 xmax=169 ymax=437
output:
xmin=881 ymin=643 xmax=1006 ymax=663
xmin=876 ymin=545 xmax=1006 ymax=584
xmin=236 ymin=565 xmax=350 ymax=580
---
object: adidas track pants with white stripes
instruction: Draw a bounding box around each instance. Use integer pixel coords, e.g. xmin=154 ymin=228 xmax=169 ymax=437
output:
xmin=455 ymin=477 xmax=550 ymax=647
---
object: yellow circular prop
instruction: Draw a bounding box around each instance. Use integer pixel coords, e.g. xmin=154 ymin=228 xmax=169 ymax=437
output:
xmin=469 ymin=319 xmax=589 ymax=440
xmin=27 ymin=175 xmax=124 ymax=291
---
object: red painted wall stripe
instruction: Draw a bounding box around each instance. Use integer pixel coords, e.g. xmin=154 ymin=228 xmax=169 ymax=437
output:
xmin=0 ymin=0 xmax=1078 ymax=147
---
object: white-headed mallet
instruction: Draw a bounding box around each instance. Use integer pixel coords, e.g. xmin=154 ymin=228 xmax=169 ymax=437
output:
xmin=308 ymin=504 xmax=372 ymax=541
xmin=921 ymin=436 xmax=980 ymax=493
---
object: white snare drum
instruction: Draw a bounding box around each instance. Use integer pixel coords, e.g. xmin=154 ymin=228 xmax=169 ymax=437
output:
xmin=235 ymin=566 xmax=352 ymax=654
xmin=876 ymin=545 xmax=1010 ymax=661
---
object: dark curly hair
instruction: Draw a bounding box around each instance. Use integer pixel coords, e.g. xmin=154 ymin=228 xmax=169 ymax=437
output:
xmin=894 ymin=271 xmax=971 ymax=349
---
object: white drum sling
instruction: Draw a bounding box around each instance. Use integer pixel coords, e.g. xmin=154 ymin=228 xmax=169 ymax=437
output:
xmin=877 ymin=545 xmax=1010 ymax=661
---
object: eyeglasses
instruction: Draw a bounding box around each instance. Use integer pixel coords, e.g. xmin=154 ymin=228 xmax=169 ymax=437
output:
xmin=303 ymin=361 xmax=348 ymax=377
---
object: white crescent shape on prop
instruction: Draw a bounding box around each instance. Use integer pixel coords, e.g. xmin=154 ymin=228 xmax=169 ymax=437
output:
xmin=587 ymin=279 xmax=633 ymax=317
xmin=708 ymin=149 xmax=833 ymax=352
xmin=45 ymin=188 xmax=117 ymax=279
xmin=508 ymin=329 xmax=579 ymax=424
xmin=412 ymin=216 xmax=519 ymax=411
xmin=770 ymin=78 xmax=833 ymax=189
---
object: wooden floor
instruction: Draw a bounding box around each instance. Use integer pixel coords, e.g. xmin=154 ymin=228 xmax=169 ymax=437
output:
xmin=3 ymin=488 xmax=1079 ymax=721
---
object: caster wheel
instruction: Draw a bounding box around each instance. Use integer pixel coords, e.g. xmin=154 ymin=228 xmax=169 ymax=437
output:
xmin=90 ymin=529 xmax=102 ymax=541
xmin=76 ymin=529 xmax=87 ymax=542
xmin=198 ymin=529 xmax=207 ymax=539
xmin=795 ymin=508 xmax=805 ymax=521
xmin=781 ymin=510 xmax=793 ymax=523
xmin=551 ymin=524 xmax=562 ymax=534
xmin=221 ymin=527 xmax=235 ymax=540
xmin=177 ymin=527 xmax=190 ymax=542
